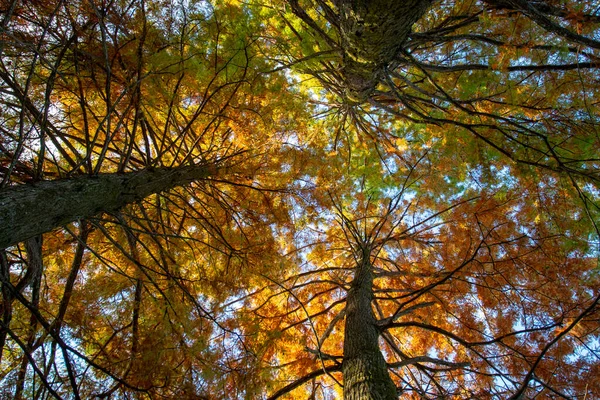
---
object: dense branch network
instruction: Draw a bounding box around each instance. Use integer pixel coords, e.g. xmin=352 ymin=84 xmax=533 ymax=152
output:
xmin=0 ymin=0 xmax=599 ymax=398
xmin=281 ymin=0 xmax=600 ymax=190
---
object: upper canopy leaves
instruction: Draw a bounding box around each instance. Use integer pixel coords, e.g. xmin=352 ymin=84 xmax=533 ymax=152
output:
xmin=0 ymin=0 xmax=599 ymax=399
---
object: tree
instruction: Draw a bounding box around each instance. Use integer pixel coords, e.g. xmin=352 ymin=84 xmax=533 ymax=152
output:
xmin=237 ymin=124 xmax=598 ymax=398
xmin=0 ymin=0 xmax=305 ymax=397
xmin=1 ymin=0 xmax=599 ymax=399
xmin=274 ymin=0 xmax=600 ymax=190
xmin=247 ymin=1 xmax=599 ymax=396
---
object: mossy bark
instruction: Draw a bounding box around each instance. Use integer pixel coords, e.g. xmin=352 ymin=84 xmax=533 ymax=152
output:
xmin=334 ymin=0 xmax=434 ymax=103
xmin=0 ymin=165 xmax=213 ymax=249
xmin=343 ymin=248 xmax=397 ymax=399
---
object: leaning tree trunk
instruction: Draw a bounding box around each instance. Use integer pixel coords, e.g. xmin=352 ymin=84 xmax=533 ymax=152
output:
xmin=334 ymin=0 xmax=434 ymax=103
xmin=343 ymin=247 xmax=397 ymax=400
xmin=0 ymin=164 xmax=215 ymax=249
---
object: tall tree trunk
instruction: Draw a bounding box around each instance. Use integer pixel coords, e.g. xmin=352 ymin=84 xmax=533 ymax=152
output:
xmin=343 ymin=248 xmax=396 ymax=400
xmin=0 ymin=164 xmax=215 ymax=249
xmin=334 ymin=0 xmax=434 ymax=103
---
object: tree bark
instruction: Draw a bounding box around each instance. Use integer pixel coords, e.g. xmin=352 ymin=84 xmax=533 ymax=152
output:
xmin=0 ymin=165 xmax=214 ymax=249
xmin=343 ymin=247 xmax=397 ymax=400
xmin=334 ymin=0 xmax=434 ymax=103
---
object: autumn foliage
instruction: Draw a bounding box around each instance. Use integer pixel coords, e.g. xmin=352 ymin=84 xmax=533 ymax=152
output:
xmin=1 ymin=0 xmax=599 ymax=399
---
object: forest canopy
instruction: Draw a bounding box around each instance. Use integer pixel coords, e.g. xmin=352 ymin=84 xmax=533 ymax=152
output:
xmin=0 ymin=0 xmax=599 ymax=398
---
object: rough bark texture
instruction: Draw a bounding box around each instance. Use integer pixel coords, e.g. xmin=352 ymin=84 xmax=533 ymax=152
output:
xmin=0 ymin=165 xmax=214 ymax=249
xmin=343 ymin=248 xmax=397 ymax=400
xmin=334 ymin=0 xmax=434 ymax=103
